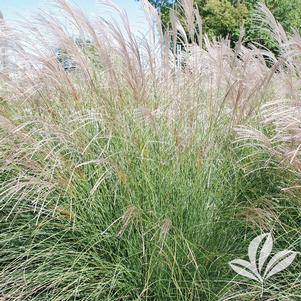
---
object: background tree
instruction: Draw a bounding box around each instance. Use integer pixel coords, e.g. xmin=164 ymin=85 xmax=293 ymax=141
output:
xmin=148 ymin=0 xmax=175 ymax=26
xmin=145 ymin=0 xmax=301 ymax=53
xmin=200 ymin=0 xmax=248 ymax=43
xmin=56 ymin=38 xmax=101 ymax=72
xmin=246 ymin=0 xmax=301 ymax=52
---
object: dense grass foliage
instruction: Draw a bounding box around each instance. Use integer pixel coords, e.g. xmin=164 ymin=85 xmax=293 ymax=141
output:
xmin=0 ymin=1 xmax=300 ymax=300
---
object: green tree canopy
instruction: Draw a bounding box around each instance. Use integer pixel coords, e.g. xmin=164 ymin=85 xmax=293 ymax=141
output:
xmin=148 ymin=0 xmax=175 ymax=25
xmin=145 ymin=0 xmax=301 ymax=52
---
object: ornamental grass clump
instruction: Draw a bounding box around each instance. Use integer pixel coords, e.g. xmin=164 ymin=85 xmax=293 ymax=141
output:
xmin=0 ymin=1 xmax=300 ymax=300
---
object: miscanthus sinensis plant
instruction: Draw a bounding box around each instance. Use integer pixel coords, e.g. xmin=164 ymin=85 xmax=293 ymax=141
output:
xmin=0 ymin=0 xmax=299 ymax=300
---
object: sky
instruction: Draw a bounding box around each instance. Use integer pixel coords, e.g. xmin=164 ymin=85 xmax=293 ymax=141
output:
xmin=0 ymin=0 xmax=149 ymax=35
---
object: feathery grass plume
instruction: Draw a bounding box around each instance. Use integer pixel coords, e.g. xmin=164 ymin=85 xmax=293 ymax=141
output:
xmin=119 ymin=206 xmax=142 ymax=235
xmin=159 ymin=217 xmax=172 ymax=241
xmin=253 ymin=3 xmax=288 ymax=47
xmin=0 ymin=0 xmax=300 ymax=300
